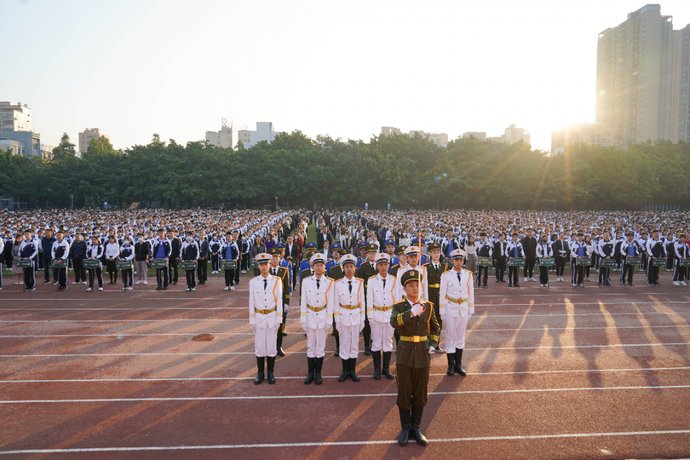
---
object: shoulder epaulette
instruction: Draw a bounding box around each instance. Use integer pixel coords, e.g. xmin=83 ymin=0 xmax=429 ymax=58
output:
xmin=368 ymin=274 xmax=377 ymax=280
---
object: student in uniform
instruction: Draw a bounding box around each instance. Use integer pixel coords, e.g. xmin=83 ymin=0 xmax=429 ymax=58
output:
xmin=69 ymin=233 xmax=87 ymax=286
xmin=646 ymin=230 xmax=666 ymax=286
xmin=505 ymin=233 xmax=523 ymax=288
xmin=51 ymin=229 xmax=70 ymax=291
xmin=197 ymin=231 xmax=209 ymax=285
xmin=134 ymin=232 xmax=150 ymax=285
xmin=19 ymin=230 xmax=38 ymax=291
xmin=222 ymin=232 xmax=239 ymax=291
xmin=597 ymin=232 xmax=615 ymax=287
xmin=492 ymin=233 xmax=507 ymax=283
xmin=552 ymin=233 xmax=570 ymax=282
xmin=571 ymin=233 xmax=589 ymax=288
xmin=104 ymin=235 xmax=120 ymax=285
xmin=535 ymin=233 xmax=553 ymax=287
xmin=86 ymin=235 xmax=104 ymax=292
xmin=152 ymin=229 xmax=171 ymax=291
xmin=118 ymin=237 xmax=135 ymax=291
xmin=210 ymin=234 xmax=221 ymax=274
xmin=620 ymin=232 xmax=640 ymax=286
xmin=181 ymin=234 xmax=199 ymax=292
xmin=475 ymin=232 xmax=492 ymax=288
xmin=672 ymin=234 xmax=688 ymax=286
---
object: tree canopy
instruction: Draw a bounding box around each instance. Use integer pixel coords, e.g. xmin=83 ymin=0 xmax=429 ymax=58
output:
xmin=1 ymin=131 xmax=688 ymax=210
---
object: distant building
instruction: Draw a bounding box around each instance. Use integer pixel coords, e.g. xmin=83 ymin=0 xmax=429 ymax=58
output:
xmin=0 ymin=139 xmax=24 ymax=155
xmin=236 ymin=122 xmax=278 ymax=149
xmin=381 ymin=126 xmax=448 ymax=147
xmin=596 ymin=4 xmax=690 ymax=145
xmin=40 ymin=143 xmax=56 ymax=161
xmin=551 ymin=124 xmax=613 ymax=155
xmin=205 ymin=119 xmax=233 ymax=149
xmin=462 ymin=131 xmax=487 ymax=140
xmin=0 ymin=101 xmax=32 ymax=132
xmin=79 ymin=128 xmax=109 ymax=154
xmin=0 ymin=131 xmax=40 ymax=156
xmin=503 ymin=124 xmax=531 ymax=145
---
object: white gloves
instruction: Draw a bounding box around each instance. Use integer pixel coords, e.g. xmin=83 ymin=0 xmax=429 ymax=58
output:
xmin=410 ymin=303 xmax=423 ymax=316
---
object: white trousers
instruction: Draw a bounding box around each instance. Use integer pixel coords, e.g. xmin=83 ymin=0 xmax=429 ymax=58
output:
xmin=254 ymin=325 xmax=278 ymax=358
xmin=337 ymin=324 xmax=360 ymax=359
xmin=306 ymin=327 xmax=327 ymax=358
xmin=443 ymin=314 xmax=470 ymax=351
xmin=370 ymin=320 xmax=395 ymax=352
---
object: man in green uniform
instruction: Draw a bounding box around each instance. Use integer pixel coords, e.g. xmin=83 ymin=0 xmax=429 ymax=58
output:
xmin=390 ymin=269 xmax=441 ymax=447
xmin=268 ymin=247 xmax=291 ymax=357
xmin=422 ymin=242 xmax=447 ymax=353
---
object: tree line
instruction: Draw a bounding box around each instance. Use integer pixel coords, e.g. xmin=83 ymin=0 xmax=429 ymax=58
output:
xmin=1 ymin=131 xmax=688 ymax=210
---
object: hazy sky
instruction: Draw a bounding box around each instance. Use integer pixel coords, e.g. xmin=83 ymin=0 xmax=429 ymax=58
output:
xmin=2 ymin=0 xmax=689 ymax=151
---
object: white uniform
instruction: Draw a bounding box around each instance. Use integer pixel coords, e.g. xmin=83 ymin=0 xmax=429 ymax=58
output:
xmin=300 ymin=275 xmax=335 ymax=358
xmin=249 ymin=274 xmax=283 ymax=358
xmin=439 ymin=268 xmax=475 ymax=351
xmin=366 ymin=273 xmax=396 ymax=352
xmin=393 ymin=264 xmax=423 ymax=302
xmin=334 ymin=276 xmax=365 ymax=360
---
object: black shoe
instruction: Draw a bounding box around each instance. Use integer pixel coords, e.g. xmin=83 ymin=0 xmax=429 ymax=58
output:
xmin=266 ymin=357 xmax=276 ymax=384
xmin=314 ymin=357 xmax=323 ymax=385
xmin=373 ymin=351 xmax=381 ymax=380
xmin=397 ymin=408 xmax=411 ymax=446
xmin=411 ymin=406 xmax=428 ymax=446
xmin=364 ymin=346 xmax=371 ymax=356
xmin=382 ymin=352 xmax=394 ymax=380
xmin=338 ymin=358 xmax=348 ymax=382
xmin=349 ymin=358 xmax=360 ymax=382
xmin=254 ymin=357 xmax=265 ymax=385
xmin=446 ymin=353 xmax=455 ymax=376
xmin=454 ymin=349 xmax=467 ymax=376
xmin=277 ymin=333 xmax=285 ymax=357
xmin=508 ymin=283 xmax=513 ymax=288
xmin=304 ymin=357 xmax=315 ymax=385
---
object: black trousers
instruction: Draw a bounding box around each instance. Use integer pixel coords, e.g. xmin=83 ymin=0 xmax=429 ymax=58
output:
xmin=539 ymin=266 xmax=549 ymax=285
xmin=673 ymin=260 xmax=687 ymax=282
xmin=621 ymin=262 xmax=635 ymax=284
xmin=56 ymin=266 xmax=67 ymax=288
xmin=555 ymin=256 xmax=567 ymax=276
xmin=24 ymin=267 xmax=36 ymax=289
xmin=477 ymin=266 xmax=489 ymax=286
xmin=211 ymin=254 xmax=220 ymax=272
xmin=185 ymin=269 xmax=196 ymax=288
xmin=598 ymin=267 xmax=610 ymax=285
xmin=241 ymin=253 xmax=250 ymax=271
xmin=121 ymin=269 xmax=133 ymax=288
xmin=647 ymin=260 xmax=660 ymax=284
xmin=156 ymin=267 xmax=169 ymax=288
xmin=494 ymin=257 xmax=506 ymax=281
xmin=224 ymin=268 xmax=236 ymax=287
xmin=88 ymin=268 xmax=103 ymax=288
xmin=197 ymin=258 xmax=207 ymax=283
xmin=106 ymin=259 xmax=117 ymax=283
xmin=571 ymin=261 xmax=584 ymax=285
xmin=523 ymin=256 xmax=536 ymax=278
xmin=43 ymin=256 xmax=55 ymax=282
xmin=396 ymin=364 xmax=430 ymax=410
xmin=168 ymin=258 xmax=179 ymax=283
xmin=508 ymin=266 xmax=519 ymax=285
xmin=72 ymin=258 xmax=86 ymax=282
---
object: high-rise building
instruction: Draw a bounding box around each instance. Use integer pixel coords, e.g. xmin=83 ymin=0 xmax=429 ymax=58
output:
xmin=0 ymin=101 xmax=32 ymax=131
xmin=381 ymin=126 xmax=449 ymax=147
xmin=596 ymin=4 xmax=690 ymax=146
xmin=236 ymin=122 xmax=278 ymax=149
xmin=205 ymin=119 xmax=233 ymax=149
xmin=79 ymin=128 xmax=109 ymax=154
xmin=551 ymin=124 xmax=613 ymax=155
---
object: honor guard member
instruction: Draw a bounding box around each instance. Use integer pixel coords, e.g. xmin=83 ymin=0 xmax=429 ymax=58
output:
xmin=389 ymin=245 xmax=407 ymax=276
xmin=19 ymin=230 xmax=38 ymax=291
xmin=299 ymin=242 xmax=317 ymax=284
xmin=597 ymin=232 xmax=615 ymax=286
xmin=570 ymin=233 xmax=589 ymax=287
xmin=646 ymin=230 xmax=666 ymax=286
xmin=356 ymin=242 xmax=378 ymax=356
xmin=86 ymin=236 xmax=104 ymax=292
xmin=620 ymin=232 xmax=641 ymax=286
xmin=153 ymin=229 xmax=171 ymax=290
xmin=493 ymin=233 xmax=508 ymax=283
xmin=327 ymin=244 xmax=345 ymax=356
xmin=476 ymin=232 xmax=492 ymax=288
xmin=51 ymin=229 xmax=70 ymax=291
xmin=422 ymin=242 xmax=446 ymax=352
xmin=672 ymin=234 xmax=688 ymax=286
xmin=384 ymin=240 xmax=398 ymax=266
xmin=118 ymin=237 xmax=135 ymax=291
xmin=536 ymin=233 xmax=553 ymax=287
xmin=221 ymin=232 xmax=239 ymax=291
xmin=181 ymin=235 xmax=199 ymax=292
xmin=355 ymin=242 xmax=367 ymax=268
xmin=391 ymin=269 xmax=441 ymax=447
xmin=249 ymin=253 xmax=283 ymax=385
xmin=325 ymin=243 xmax=343 ymax=275
xmin=334 ymin=254 xmax=365 ymax=382
xmin=439 ymin=249 xmax=474 ymax=376
xmin=394 ymin=245 xmax=424 ymax=302
xmin=505 ymin=233 xmax=524 ymax=288
xmin=367 ymin=253 xmax=396 ymax=380
xmin=300 ymin=252 xmax=334 ymax=385
xmin=268 ymin=247 xmax=291 ymax=356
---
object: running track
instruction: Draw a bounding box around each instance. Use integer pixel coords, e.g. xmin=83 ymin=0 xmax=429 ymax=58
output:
xmin=0 ymin=270 xmax=689 ymax=459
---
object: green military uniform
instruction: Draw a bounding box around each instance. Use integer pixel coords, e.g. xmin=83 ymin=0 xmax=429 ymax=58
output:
xmin=423 ymin=260 xmax=447 ymax=328
xmin=356 ymin=244 xmax=378 ymax=355
xmin=390 ymin=269 xmax=440 ymax=447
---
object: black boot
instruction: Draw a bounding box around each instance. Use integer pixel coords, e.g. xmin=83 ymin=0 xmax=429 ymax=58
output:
xmin=304 ymin=357 xmax=315 ymax=384
xmin=276 ymin=331 xmax=285 ymax=357
xmin=410 ymin=406 xmax=428 ymax=446
xmin=382 ymin=351 xmax=394 ymax=380
xmin=363 ymin=330 xmax=371 ymax=356
xmin=334 ymin=333 xmax=340 ymax=357
xmin=254 ymin=357 xmax=265 ymax=385
xmin=314 ymin=357 xmax=323 ymax=385
xmin=454 ymin=349 xmax=466 ymax=376
xmin=266 ymin=356 xmax=276 ymax=384
xmin=338 ymin=358 xmax=348 ymax=382
xmin=397 ymin=407 xmax=411 ymax=446
xmin=372 ymin=351 xmax=381 ymax=380
xmin=349 ymin=358 xmax=360 ymax=382
xmin=446 ymin=353 xmax=455 ymax=376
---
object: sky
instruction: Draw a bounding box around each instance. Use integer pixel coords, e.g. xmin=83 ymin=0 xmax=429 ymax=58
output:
xmin=2 ymin=0 xmax=689 ymax=152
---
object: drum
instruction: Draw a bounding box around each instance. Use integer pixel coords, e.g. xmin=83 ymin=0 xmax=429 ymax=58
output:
xmin=508 ymin=257 xmax=525 ymax=267
xmin=180 ymin=260 xmax=198 ymax=271
xmin=680 ymin=258 xmax=690 ymax=268
xmin=576 ymin=258 xmax=592 ymax=267
xmin=221 ymin=259 xmax=238 ymax=270
xmin=116 ymin=260 xmax=132 ymax=271
xmin=477 ymin=256 xmax=492 ymax=267
xmin=50 ymin=259 xmax=67 ymax=269
xmin=652 ymin=258 xmax=667 ymax=267
xmin=15 ymin=258 xmax=33 ymax=269
xmin=84 ymin=259 xmax=101 ymax=270
xmin=599 ymin=259 xmax=618 ymax=269
xmin=150 ymin=258 xmax=168 ymax=269
xmin=625 ymin=256 xmax=640 ymax=266
xmin=539 ymin=257 xmax=555 ymax=267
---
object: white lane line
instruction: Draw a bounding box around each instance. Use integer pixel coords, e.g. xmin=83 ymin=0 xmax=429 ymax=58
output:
xmin=1 ymin=342 xmax=688 ymax=358
xmin=1 ymin=366 xmax=688 ymax=384
xmin=1 ymin=429 xmax=689 ymax=454
xmin=2 ymin=310 xmax=689 ymax=323
xmin=1 ymin=300 xmax=688 ymax=311
xmin=0 ymin=324 xmax=688 ymax=339
xmin=2 ymin=384 xmax=690 ymax=404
